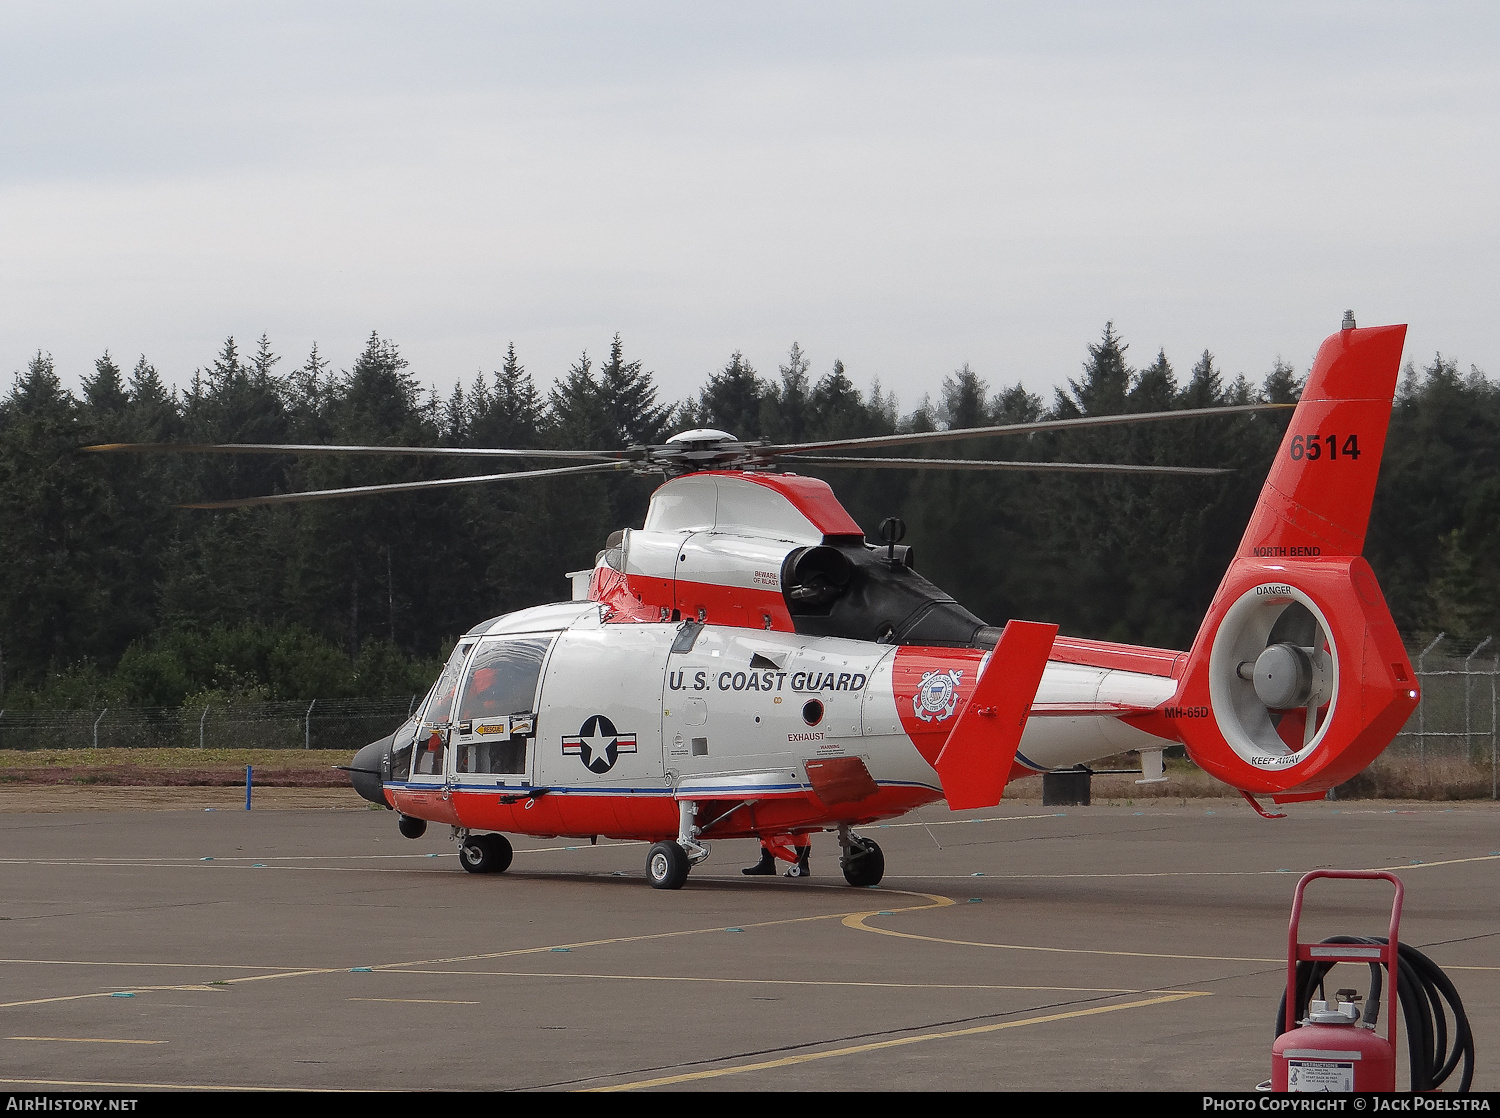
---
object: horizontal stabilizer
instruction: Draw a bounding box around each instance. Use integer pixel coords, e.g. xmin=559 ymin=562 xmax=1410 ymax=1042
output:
xmin=936 ymin=620 xmax=1057 ymax=810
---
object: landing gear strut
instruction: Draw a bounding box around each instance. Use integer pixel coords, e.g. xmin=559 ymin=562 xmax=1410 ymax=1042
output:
xmin=646 ymin=801 xmax=710 ymax=890
xmin=838 ymin=824 xmax=884 ymax=887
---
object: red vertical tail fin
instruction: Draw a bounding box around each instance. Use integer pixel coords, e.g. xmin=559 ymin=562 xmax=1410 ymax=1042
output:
xmin=1237 ymin=324 xmax=1407 ymax=559
xmin=1159 ymin=324 xmax=1418 ymax=800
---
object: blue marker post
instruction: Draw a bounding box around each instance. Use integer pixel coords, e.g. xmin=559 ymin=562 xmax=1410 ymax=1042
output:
xmin=245 ymin=765 xmax=253 ymax=811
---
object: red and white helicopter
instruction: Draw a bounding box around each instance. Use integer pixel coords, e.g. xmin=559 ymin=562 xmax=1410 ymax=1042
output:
xmin=92 ymin=320 xmax=1417 ymax=889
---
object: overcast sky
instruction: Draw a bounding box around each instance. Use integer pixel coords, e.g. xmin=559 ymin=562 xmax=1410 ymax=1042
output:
xmin=2 ymin=2 xmax=1495 ymax=421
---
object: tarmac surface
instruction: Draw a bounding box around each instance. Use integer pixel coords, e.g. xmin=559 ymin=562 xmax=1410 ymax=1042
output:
xmin=0 ymin=796 xmax=1495 ymax=1092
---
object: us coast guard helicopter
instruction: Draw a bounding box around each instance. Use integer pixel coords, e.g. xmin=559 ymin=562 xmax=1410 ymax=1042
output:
xmin=89 ymin=320 xmax=1418 ymax=889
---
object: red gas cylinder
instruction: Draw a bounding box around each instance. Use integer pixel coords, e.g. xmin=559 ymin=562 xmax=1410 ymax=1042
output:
xmin=1271 ymin=998 xmax=1395 ymax=1091
xmin=1269 ymin=871 xmax=1402 ymax=1093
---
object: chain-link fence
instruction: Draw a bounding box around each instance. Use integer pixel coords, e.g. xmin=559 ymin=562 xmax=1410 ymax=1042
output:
xmin=0 ymin=696 xmax=420 ymax=753
xmin=0 ymin=637 xmax=1496 ymax=797
xmin=1380 ymin=635 xmax=1498 ymax=800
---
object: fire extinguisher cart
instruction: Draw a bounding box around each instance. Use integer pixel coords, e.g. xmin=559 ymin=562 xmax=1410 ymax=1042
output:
xmin=1271 ymin=870 xmax=1401 ymax=1092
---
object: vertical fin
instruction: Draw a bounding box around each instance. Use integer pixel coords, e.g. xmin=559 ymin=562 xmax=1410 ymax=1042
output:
xmin=1163 ymin=323 xmax=1418 ymax=800
xmin=1237 ymin=324 xmax=1406 ymax=558
xmin=935 ymin=620 xmax=1057 ymax=810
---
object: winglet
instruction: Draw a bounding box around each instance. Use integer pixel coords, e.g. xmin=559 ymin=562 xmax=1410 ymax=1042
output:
xmin=935 ymin=620 xmax=1057 ymax=810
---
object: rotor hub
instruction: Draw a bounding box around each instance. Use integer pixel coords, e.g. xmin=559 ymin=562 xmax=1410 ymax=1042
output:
xmin=646 ymin=429 xmax=770 ymax=475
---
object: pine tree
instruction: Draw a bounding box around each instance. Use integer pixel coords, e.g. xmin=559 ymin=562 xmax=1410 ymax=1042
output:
xmin=1060 ymin=323 xmax=1131 ymax=417
xmin=939 ymin=363 xmax=989 ymax=431
xmin=697 ymin=352 xmax=766 ymax=438
xmin=1130 ymin=349 xmax=1177 ymax=412
xmin=596 ymin=334 xmax=669 ymax=447
xmin=764 ymin=342 xmax=811 ymax=443
xmin=471 ymin=343 xmax=541 ymax=449
xmin=1260 ymin=358 xmax=1303 ymax=404
xmin=82 ymin=352 xmax=129 ymax=414
xmin=1180 ymin=350 xmax=1223 ymax=409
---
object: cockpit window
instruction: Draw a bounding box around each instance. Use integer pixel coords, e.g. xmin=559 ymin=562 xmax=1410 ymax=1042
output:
xmin=421 ymin=642 xmax=474 ymax=726
xmin=457 ymin=637 xmax=552 ymax=721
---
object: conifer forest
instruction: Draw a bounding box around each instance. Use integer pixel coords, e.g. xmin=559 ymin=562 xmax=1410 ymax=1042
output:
xmin=1 ymin=326 xmax=1494 ymax=709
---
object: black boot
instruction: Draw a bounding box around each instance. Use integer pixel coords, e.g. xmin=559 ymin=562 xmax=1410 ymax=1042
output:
xmin=742 ymin=848 xmax=777 ymax=875
xmin=783 ymin=845 xmax=811 ymax=878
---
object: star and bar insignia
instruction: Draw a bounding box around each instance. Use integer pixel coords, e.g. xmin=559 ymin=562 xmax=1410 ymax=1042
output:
xmin=561 ymin=714 xmax=638 ymax=774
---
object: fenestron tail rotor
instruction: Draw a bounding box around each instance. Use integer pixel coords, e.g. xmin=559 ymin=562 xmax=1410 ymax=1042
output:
xmin=80 ymin=400 xmax=1289 ymax=507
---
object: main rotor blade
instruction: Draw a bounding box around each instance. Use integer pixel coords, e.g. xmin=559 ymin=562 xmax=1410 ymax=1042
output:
xmin=83 ymin=441 xmax=625 ymax=462
xmin=784 ymin=456 xmax=1229 ymax=476
xmin=179 ymin=461 xmax=630 ymax=509
xmin=766 ymin=402 xmax=1293 ymax=457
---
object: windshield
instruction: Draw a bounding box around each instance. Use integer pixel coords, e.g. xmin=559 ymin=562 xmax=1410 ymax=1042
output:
xmin=421 ymin=642 xmax=473 ymax=726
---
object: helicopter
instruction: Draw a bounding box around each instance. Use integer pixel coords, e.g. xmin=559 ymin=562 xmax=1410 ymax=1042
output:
xmin=88 ymin=320 xmax=1418 ymax=890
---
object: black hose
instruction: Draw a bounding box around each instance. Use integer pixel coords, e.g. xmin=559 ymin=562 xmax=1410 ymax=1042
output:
xmin=1273 ymin=936 xmax=1474 ymax=1092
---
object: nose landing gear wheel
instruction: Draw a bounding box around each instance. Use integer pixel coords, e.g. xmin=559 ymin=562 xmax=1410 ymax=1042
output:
xmin=841 ymin=838 xmax=884 ymax=887
xmin=459 ymin=833 xmax=513 ymax=874
xmin=647 ymin=840 xmax=691 ymax=890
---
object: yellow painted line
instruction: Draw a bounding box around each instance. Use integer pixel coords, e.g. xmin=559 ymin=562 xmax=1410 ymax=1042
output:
xmin=881 ymin=812 xmax=1069 ymax=829
xmin=379 ymin=889 xmax=955 ymax=970
xmin=389 ymin=970 xmax=1140 ymax=994
xmin=888 ymin=853 xmax=1500 ymax=881
xmin=0 ymin=892 xmax=953 ymax=1008
xmin=842 ymin=907 xmax=1278 ymax=962
xmin=0 ymin=841 xmax=638 ymax=870
xmin=0 ymin=854 xmax=447 ymax=864
xmin=347 ymin=998 xmax=478 ymax=1005
xmin=0 ymin=860 xmax=427 ymax=873
xmin=0 ymin=970 xmax=339 ymax=1008
xmin=0 ymin=841 xmax=641 ymax=864
xmin=587 ymin=992 xmax=1211 ymax=1091
xmin=8 ymin=1036 xmax=166 ymax=1044
xmin=0 ymin=985 xmax=226 ymax=1009
xmin=1373 ymin=854 xmax=1500 ymax=871
xmin=0 ymin=1077 xmax=336 ymax=1092
xmin=0 ymin=959 xmax=295 ymax=970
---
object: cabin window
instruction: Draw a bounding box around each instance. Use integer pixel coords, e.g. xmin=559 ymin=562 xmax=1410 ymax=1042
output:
xmin=413 ymin=726 xmax=446 ymax=776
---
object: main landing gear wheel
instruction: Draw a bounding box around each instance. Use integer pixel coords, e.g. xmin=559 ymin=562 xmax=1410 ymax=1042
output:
xmin=459 ymin=833 xmax=513 ymax=875
xmin=647 ymin=840 xmax=691 ymax=890
xmin=397 ymin=815 xmax=427 ymax=839
xmin=841 ymin=838 xmax=885 ymax=888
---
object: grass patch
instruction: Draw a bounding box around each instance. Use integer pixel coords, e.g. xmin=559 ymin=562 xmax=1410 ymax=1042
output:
xmin=1334 ymin=755 xmax=1495 ymax=800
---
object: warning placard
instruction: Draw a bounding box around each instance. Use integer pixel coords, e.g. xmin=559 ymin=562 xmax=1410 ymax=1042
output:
xmin=1286 ymin=1059 xmax=1355 ymax=1092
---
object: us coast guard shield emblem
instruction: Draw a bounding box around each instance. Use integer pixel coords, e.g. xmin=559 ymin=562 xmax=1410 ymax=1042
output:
xmin=913 ymin=669 xmax=963 ymax=722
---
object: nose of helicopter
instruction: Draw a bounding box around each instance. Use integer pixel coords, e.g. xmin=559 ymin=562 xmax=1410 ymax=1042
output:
xmin=348 ymin=736 xmax=390 ymax=806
